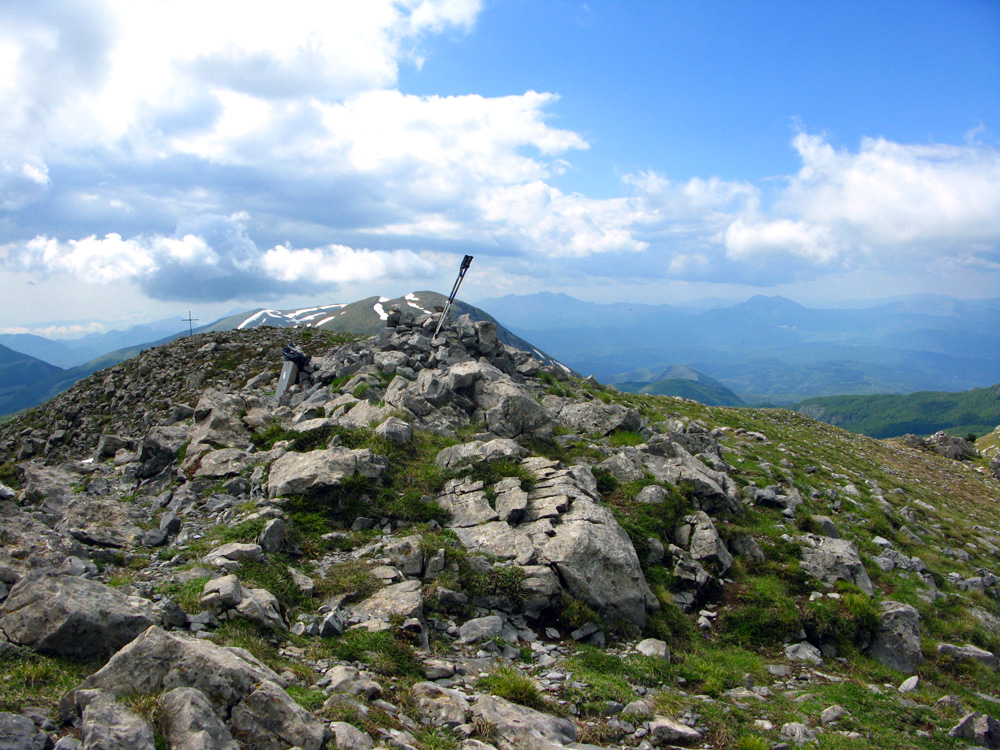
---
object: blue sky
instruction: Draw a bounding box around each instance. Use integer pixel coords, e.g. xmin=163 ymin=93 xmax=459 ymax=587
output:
xmin=1 ymin=0 xmax=998 ymax=338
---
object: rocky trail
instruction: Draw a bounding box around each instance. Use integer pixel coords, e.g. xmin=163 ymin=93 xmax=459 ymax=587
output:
xmin=1 ymin=308 xmax=1000 ymax=750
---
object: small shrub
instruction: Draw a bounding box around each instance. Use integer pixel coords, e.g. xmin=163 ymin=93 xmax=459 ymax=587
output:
xmin=592 ymin=468 xmax=619 ymax=494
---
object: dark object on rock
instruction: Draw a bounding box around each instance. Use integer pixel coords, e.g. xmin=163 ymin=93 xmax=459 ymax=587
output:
xmin=282 ymin=346 xmax=310 ymax=369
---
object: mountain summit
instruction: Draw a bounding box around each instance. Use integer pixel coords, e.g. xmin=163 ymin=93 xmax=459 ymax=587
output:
xmin=0 ymin=307 xmax=999 ymax=748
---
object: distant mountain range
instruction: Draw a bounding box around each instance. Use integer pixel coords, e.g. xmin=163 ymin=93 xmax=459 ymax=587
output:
xmin=477 ymin=292 xmax=1000 ymax=402
xmin=0 ymin=318 xmax=187 ymax=368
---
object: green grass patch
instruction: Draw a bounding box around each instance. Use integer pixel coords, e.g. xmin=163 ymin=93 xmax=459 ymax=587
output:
xmin=0 ymin=651 xmax=98 ymax=714
xmin=478 ymin=665 xmax=547 ymax=710
xmin=718 ymin=576 xmax=802 ymax=648
xmin=608 ymin=429 xmax=645 ymax=447
xmin=326 ymin=629 xmax=424 ymax=680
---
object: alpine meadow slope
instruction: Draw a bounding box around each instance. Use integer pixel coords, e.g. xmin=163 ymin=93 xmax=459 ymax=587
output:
xmin=1 ymin=304 xmax=1000 ymax=749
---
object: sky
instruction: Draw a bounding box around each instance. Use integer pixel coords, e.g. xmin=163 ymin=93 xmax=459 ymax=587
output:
xmin=1 ymin=0 xmax=998 ymax=338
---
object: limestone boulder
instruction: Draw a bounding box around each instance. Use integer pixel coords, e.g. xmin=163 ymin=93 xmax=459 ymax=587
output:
xmin=938 ymin=643 xmax=999 ymax=671
xmin=376 ymin=417 xmax=413 ymax=445
xmin=0 ymin=711 xmax=54 ymax=750
xmin=452 ymin=523 xmax=534 ymax=565
xmin=160 ymin=687 xmax=239 ymax=750
xmin=54 ymin=496 xmax=145 ymax=549
xmin=676 ymin=511 xmax=733 ymax=575
xmin=435 ymin=439 xmax=525 ymax=470
xmin=193 ymin=449 xmax=252 ymax=479
xmin=267 ymin=447 xmax=388 ymax=497
xmin=0 ymin=572 xmax=158 ymax=660
xmin=79 ymin=691 xmax=155 ymax=750
xmin=867 ymin=601 xmax=922 ymax=674
xmin=411 ymin=682 xmax=471 ymax=727
xmin=555 ymin=401 xmax=642 ymax=436
xmin=229 ymin=679 xmax=327 ymax=750
xmin=470 ymin=695 xmax=576 ymax=747
xmin=950 ymin=712 xmax=1000 ymax=748
xmin=474 ymin=379 xmax=551 ymax=441
xmin=799 ymin=535 xmax=873 ymax=595
xmin=350 ymin=580 xmax=423 ymax=622
xmin=69 ymin=626 xmax=286 ymax=716
xmin=136 ymin=426 xmax=188 ymax=479
xmin=188 ymin=390 xmax=248 ymax=449
xmin=539 ymin=495 xmax=658 ymax=628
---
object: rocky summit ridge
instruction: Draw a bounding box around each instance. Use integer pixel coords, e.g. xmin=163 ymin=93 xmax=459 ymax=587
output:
xmin=0 ymin=307 xmax=1000 ymax=749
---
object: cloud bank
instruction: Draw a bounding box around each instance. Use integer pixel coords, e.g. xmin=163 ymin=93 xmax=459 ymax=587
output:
xmin=0 ymin=0 xmax=997 ymax=310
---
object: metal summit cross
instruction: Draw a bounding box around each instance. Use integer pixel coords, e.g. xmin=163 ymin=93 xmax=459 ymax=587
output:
xmin=183 ymin=311 xmax=198 ymax=337
xmin=433 ymin=255 xmax=473 ymax=339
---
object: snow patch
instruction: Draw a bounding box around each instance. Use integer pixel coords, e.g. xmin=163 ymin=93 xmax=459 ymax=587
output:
xmin=373 ymin=303 xmax=388 ymax=321
xmin=315 ymin=316 xmax=337 ymax=327
xmin=378 ymin=296 xmax=390 ymax=303
xmin=238 ymin=310 xmax=279 ymax=329
xmin=405 ymin=293 xmax=419 ymax=301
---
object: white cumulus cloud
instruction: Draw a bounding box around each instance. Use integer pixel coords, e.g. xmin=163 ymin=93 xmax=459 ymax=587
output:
xmin=0 ymin=213 xmax=440 ymax=302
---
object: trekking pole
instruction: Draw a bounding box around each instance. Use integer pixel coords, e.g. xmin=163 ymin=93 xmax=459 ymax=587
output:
xmin=433 ymin=255 xmax=473 ymax=339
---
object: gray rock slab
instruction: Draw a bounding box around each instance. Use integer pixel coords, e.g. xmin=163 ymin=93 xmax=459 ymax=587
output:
xmin=328 ymin=722 xmax=374 ymax=750
xmin=0 ymin=572 xmax=158 ymax=660
xmin=229 ymin=679 xmax=327 ymax=750
xmin=79 ymin=691 xmax=155 ymax=750
xmin=950 ymin=711 xmax=1000 ymax=749
xmin=867 ymin=600 xmax=923 ymax=674
xmin=938 ymin=643 xmax=1000 ymax=671
xmin=799 ymin=535 xmax=873 ymax=595
xmin=70 ymin=626 xmax=285 ymax=717
xmin=453 ymin=522 xmax=535 ymax=565
xmin=471 ymin=695 xmax=576 ymax=746
xmin=350 ymin=580 xmax=423 ymax=622
xmin=538 ymin=497 xmax=657 ymax=628
xmin=411 ymin=682 xmax=471 ymax=727
xmin=648 ymin=716 xmax=702 ymax=745
xmin=194 ymin=449 xmax=252 ymax=479
xmin=267 ymin=447 xmax=388 ymax=497
xmin=0 ymin=711 xmax=53 ymax=750
xmin=160 ymin=687 xmax=239 ymax=750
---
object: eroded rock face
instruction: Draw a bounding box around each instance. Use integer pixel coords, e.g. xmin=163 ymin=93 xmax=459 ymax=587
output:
xmin=799 ymin=535 xmax=873 ymax=596
xmin=70 ymin=626 xmax=286 ymax=715
xmin=228 ymin=679 xmax=327 ymax=750
xmin=437 ymin=456 xmax=657 ymax=627
xmin=470 ymin=694 xmax=577 ymax=748
xmin=867 ymin=601 xmax=923 ymax=674
xmin=267 ymin=447 xmax=388 ymax=497
xmin=0 ymin=572 xmax=159 ymax=660
xmin=159 ymin=687 xmax=240 ymax=750
xmin=79 ymin=691 xmax=155 ymax=750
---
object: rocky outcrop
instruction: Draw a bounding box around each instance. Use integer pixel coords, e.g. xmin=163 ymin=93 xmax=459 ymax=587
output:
xmin=867 ymin=601 xmax=923 ymax=673
xmin=0 ymin=572 xmax=159 ymax=660
xmin=799 ymin=535 xmax=873 ymax=596
xmin=442 ymin=457 xmax=657 ymax=628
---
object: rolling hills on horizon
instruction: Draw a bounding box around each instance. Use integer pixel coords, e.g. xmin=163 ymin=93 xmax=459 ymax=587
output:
xmin=477 ymin=292 xmax=1000 ymax=402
